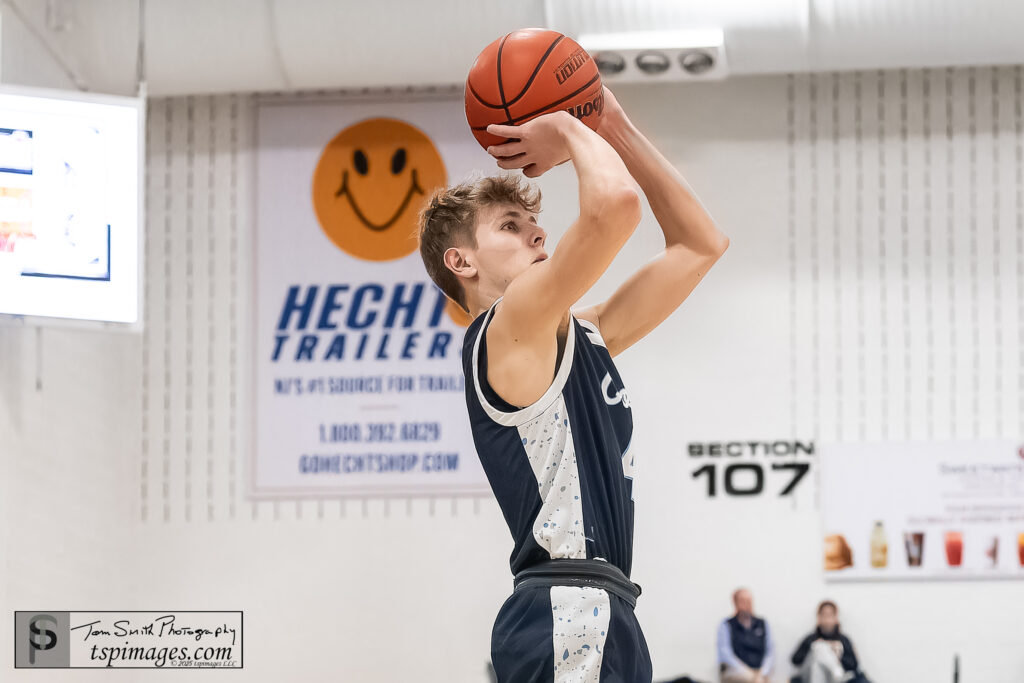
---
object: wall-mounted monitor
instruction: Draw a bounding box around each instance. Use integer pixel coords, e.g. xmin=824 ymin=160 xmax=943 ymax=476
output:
xmin=0 ymin=85 xmax=143 ymax=326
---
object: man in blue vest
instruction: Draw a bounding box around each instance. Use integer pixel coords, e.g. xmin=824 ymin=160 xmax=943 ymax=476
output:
xmin=716 ymin=588 xmax=776 ymax=683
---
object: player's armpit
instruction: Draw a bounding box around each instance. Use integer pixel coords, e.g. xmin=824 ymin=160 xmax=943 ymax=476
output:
xmin=576 ymin=240 xmax=728 ymax=357
xmin=570 ymin=304 xmax=601 ymax=331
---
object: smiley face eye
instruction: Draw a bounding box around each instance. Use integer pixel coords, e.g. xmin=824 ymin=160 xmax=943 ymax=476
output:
xmin=391 ymin=148 xmax=406 ymax=175
xmin=354 ymin=149 xmax=369 ymax=175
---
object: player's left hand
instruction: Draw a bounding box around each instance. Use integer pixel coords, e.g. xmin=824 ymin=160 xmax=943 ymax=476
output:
xmin=485 ymin=110 xmax=578 ymax=178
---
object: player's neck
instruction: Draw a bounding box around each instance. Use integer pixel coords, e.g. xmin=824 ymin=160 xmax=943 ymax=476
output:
xmin=466 ymin=287 xmax=503 ymax=320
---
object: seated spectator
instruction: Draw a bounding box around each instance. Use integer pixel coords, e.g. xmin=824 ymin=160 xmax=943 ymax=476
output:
xmin=716 ymin=588 xmax=775 ymax=683
xmin=790 ymin=601 xmax=869 ymax=683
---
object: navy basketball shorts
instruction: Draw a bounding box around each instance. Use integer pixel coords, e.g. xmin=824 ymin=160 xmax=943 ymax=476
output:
xmin=490 ymin=583 xmax=653 ymax=682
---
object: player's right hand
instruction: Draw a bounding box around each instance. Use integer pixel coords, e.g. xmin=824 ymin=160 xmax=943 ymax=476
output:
xmin=485 ymin=110 xmax=579 ymax=178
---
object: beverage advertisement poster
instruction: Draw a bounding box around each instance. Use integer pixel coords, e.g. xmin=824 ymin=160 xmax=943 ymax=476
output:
xmin=820 ymin=440 xmax=1024 ymax=581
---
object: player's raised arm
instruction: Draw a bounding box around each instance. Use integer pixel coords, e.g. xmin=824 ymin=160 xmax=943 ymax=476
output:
xmin=572 ymin=87 xmax=730 ymax=357
xmin=484 ymin=110 xmax=642 ymax=338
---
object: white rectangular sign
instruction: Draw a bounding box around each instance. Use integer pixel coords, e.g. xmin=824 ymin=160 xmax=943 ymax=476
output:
xmin=820 ymin=439 xmax=1024 ymax=581
xmin=0 ymin=85 xmax=142 ymax=324
xmin=252 ymin=96 xmax=490 ymax=497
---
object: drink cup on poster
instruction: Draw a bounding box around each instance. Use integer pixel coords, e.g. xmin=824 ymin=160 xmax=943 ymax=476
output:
xmin=870 ymin=521 xmax=888 ymax=568
xmin=984 ymin=537 xmax=998 ymax=568
xmin=903 ymin=532 xmax=924 ymax=567
xmin=945 ymin=531 xmax=963 ymax=568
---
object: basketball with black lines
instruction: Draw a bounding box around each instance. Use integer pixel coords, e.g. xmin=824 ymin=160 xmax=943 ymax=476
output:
xmin=465 ymin=28 xmax=604 ymax=149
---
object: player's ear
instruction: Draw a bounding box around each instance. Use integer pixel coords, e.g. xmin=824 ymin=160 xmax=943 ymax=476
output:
xmin=443 ymin=246 xmax=476 ymax=280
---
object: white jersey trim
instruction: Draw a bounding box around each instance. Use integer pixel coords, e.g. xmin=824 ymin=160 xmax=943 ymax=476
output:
xmin=575 ymin=318 xmax=606 ymax=348
xmin=472 ymin=296 xmax=577 ymax=427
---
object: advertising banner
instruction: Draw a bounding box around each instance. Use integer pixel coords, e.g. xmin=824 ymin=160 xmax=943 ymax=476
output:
xmin=821 ymin=439 xmax=1024 ymax=581
xmin=253 ymin=96 xmax=489 ymax=497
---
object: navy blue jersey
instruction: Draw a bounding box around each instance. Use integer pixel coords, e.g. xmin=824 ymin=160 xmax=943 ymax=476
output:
xmin=462 ymin=296 xmax=637 ymax=577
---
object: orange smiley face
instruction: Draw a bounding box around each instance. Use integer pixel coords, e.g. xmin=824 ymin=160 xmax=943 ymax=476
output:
xmin=312 ymin=118 xmax=447 ymax=262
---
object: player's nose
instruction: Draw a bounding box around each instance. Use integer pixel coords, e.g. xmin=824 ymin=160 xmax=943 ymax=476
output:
xmin=530 ymin=226 xmax=545 ymax=246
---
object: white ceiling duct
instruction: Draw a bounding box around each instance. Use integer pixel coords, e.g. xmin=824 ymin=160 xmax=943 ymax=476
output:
xmin=544 ymin=0 xmax=1024 ymax=76
xmin=145 ymin=0 xmax=1024 ymax=95
xmin=143 ymin=0 xmax=548 ymax=95
xmin=3 ymin=0 xmax=1024 ymax=96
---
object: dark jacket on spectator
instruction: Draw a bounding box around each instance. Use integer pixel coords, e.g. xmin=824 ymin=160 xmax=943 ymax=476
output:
xmin=790 ymin=627 xmax=859 ymax=672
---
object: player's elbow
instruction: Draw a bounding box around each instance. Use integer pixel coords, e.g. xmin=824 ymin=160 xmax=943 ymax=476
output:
xmin=615 ymin=187 xmax=643 ymax=226
xmin=696 ymin=229 xmax=730 ymax=260
xmin=590 ymin=186 xmax=642 ymax=236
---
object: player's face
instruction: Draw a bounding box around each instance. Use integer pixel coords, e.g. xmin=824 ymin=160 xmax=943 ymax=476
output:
xmin=471 ymin=202 xmax=547 ymax=291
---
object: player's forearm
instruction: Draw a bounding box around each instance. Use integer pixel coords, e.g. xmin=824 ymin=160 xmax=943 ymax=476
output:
xmin=560 ymin=116 xmax=641 ymax=230
xmin=598 ymin=110 xmax=728 ymax=255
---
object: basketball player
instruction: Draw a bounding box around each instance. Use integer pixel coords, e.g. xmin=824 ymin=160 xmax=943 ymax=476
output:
xmin=417 ymin=87 xmax=729 ymax=682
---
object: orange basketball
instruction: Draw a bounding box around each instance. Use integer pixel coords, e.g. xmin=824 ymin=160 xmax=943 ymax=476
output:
xmin=465 ymin=28 xmax=604 ymax=149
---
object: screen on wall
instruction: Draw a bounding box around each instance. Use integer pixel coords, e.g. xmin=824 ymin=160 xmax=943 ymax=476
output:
xmin=0 ymin=85 xmax=143 ymax=325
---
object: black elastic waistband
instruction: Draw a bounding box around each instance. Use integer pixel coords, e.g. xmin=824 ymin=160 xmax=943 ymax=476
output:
xmin=513 ymin=559 xmax=642 ymax=609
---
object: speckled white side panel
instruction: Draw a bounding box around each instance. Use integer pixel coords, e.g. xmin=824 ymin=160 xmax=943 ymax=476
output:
xmin=518 ymin=393 xmax=586 ymax=559
xmin=550 ymin=585 xmax=611 ymax=682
